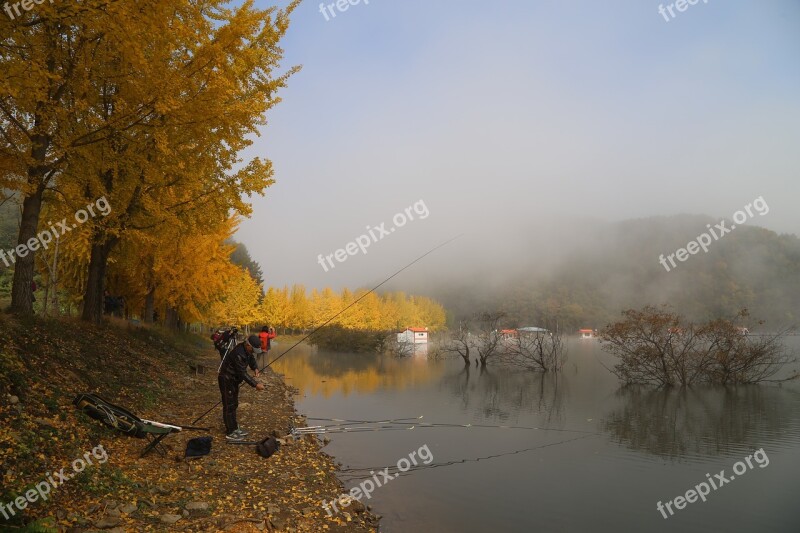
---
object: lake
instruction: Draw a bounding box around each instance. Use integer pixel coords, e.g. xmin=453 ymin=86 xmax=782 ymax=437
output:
xmin=271 ymin=339 xmax=800 ymax=532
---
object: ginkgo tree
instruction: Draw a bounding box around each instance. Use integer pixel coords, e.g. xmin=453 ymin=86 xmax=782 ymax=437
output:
xmin=1 ymin=0 xmax=300 ymax=322
xmin=72 ymin=0 xmax=299 ymax=323
xmin=0 ymin=0 xmax=156 ymax=313
xmin=208 ymin=267 xmax=263 ymax=328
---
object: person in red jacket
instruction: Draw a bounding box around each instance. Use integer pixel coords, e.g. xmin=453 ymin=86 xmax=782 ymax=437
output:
xmin=258 ymin=326 xmax=276 ymax=367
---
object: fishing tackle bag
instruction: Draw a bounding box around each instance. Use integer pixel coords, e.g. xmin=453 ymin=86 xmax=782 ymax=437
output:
xmin=185 ymin=436 xmax=213 ymax=458
xmin=256 ymin=436 xmax=280 ymax=458
xmin=73 ymin=393 xmax=148 ymax=438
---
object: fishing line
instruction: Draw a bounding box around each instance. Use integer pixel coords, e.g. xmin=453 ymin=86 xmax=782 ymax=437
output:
xmin=191 ymin=235 xmax=462 ymax=425
xmin=296 ymin=427 xmax=415 ymax=435
xmin=261 ymin=234 xmax=463 ymax=371
xmin=337 ymin=433 xmax=598 ymax=482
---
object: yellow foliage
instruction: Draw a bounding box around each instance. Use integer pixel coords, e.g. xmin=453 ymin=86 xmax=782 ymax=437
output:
xmin=256 ymin=287 xmax=446 ymax=333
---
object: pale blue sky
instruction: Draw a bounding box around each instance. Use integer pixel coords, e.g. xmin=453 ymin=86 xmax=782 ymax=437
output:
xmin=237 ymin=0 xmax=800 ymax=289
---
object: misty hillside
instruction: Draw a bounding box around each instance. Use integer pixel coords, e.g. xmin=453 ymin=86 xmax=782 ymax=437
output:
xmin=423 ymin=215 xmax=800 ymax=331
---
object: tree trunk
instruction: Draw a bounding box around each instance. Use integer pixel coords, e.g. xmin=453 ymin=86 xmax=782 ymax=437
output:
xmin=164 ymin=306 xmax=179 ymax=330
xmin=49 ymin=236 xmax=60 ymax=315
xmin=143 ymin=288 xmax=155 ymax=323
xmin=42 ymin=279 xmax=50 ymax=316
xmin=81 ymin=237 xmax=117 ymax=324
xmin=9 ymin=186 xmax=46 ymax=314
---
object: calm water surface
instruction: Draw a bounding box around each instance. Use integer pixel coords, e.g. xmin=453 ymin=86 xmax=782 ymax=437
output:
xmin=272 ymin=339 xmax=800 ymax=532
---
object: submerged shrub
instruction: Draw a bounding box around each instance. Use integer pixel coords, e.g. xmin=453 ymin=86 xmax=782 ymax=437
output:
xmin=600 ymin=307 xmax=797 ymax=386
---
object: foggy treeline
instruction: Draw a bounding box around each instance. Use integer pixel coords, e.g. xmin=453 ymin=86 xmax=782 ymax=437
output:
xmin=401 ymin=214 xmax=800 ymax=332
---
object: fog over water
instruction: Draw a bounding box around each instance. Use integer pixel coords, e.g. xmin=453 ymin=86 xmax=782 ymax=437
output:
xmin=236 ymin=0 xmax=800 ymax=295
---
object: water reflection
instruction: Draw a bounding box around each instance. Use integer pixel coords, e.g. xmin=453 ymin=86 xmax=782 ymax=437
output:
xmin=603 ymin=384 xmax=799 ymax=459
xmin=272 ymin=347 xmax=571 ymax=428
xmin=439 ymin=365 xmax=567 ymax=427
xmin=271 ymin=346 xmax=445 ymax=397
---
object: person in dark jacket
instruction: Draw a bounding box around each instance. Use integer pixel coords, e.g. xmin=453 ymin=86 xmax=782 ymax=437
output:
xmin=219 ymin=335 xmax=265 ymax=441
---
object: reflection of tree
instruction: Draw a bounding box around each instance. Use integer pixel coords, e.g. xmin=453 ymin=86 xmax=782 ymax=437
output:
xmin=305 ymin=349 xmax=380 ymax=377
xmin=448 ymin=365 xmax=473 ymax=411
xmin=439 ymin=366 xmax=567 ymax=427
xmin=270 ymin=347 xmax=444 ymax=397
xmin=603 ymin=385 xmax=796 ymax=459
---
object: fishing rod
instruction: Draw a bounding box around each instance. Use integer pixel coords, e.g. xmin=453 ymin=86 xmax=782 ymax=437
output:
xmin=300 ymin=415 xmax=598 ymax=435
xmin=294 ymin=423 xmax=595 ymax=435
xmin=141 ymin=420 xmax=210 ymax=432
xmin=191 ymin=235 xmax=463 ymax=425
xmin=292 ymin=424 xmax=417 ymax=433
xmin=226 ymin=426 xmax=416 ymax=445
xmin=304 ymin=415 xmax=424 ymax=425
xmin=293 ymin=427 xmax=416 ymax=436
xmin=292 ymin=425 xmax=411 ymax=433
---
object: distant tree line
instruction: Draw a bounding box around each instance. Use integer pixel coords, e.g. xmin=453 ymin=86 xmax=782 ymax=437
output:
xmin=430 ymin=216 xmax=800 ymax=332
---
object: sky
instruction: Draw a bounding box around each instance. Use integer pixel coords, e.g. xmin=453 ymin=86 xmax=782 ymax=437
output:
xmin=237 ymin=0 xmax=800 ymax=290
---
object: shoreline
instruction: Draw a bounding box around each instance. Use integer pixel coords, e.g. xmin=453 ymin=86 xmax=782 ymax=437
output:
xmin=0 ymin=317 xmax=379 ymax=531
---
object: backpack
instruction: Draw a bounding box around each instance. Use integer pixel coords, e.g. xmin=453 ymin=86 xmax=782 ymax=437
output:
xmin=211 ymin=330 xmax=224 ymax=348
xmin=212 ymin=329 xmax=232 ymax=351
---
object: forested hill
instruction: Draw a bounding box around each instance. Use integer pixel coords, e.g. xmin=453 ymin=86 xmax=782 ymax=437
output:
xmin=425 ymin=215 xmax=800 ymax=331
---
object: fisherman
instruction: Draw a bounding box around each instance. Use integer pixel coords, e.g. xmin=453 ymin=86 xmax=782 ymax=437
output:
xmin=219 ymin=335 xmax=265 ymax=441
xmin=258 ymin=325 xmax=277 ymax=367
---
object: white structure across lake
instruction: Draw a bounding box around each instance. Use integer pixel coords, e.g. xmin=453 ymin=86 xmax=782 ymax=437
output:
xmin=398 ymin=327 xmax=429 ymax=344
